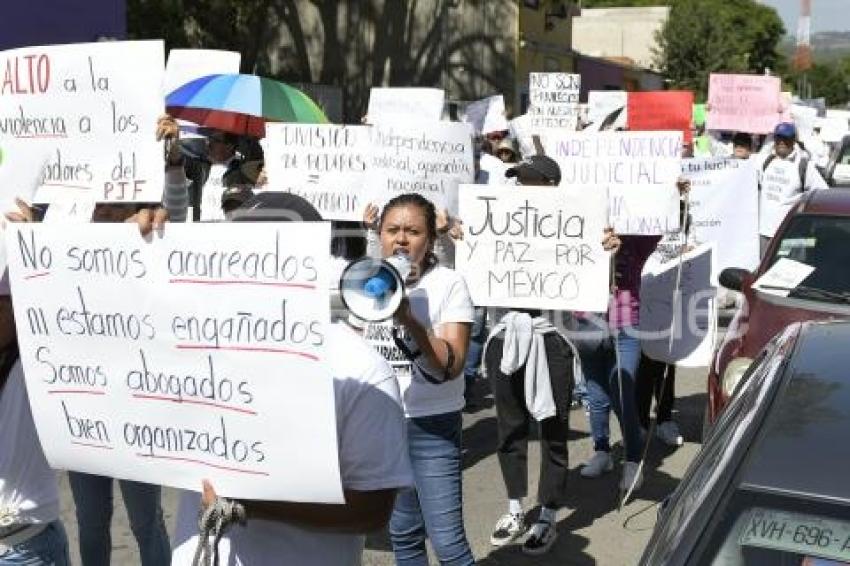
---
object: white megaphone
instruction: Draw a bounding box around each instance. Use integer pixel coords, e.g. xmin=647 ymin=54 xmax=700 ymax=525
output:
xmin=339 ymin=252 xmax=412 ymax=322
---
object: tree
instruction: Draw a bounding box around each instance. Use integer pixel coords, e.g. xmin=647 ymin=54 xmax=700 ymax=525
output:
xmin=653 ymin=0 xmax=786 ymax=100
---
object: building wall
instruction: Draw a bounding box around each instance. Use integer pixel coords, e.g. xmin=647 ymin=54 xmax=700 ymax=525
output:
xmin=1 ymin=0 xmax=126 ymax=50
xmin=571 ymin=7 xmax=669 ymax=71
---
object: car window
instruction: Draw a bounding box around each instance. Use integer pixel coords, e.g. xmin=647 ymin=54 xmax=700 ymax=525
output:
xmin=640 ymin=326 xmax=798 ymax=565
xmin=769 ymin=215 xmax=850 ymax=297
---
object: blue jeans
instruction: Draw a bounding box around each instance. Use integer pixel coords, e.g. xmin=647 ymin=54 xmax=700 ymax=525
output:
xmin=389 ymin=411 xmax=475 ymax=566
xmin=463 ymin=308 xmax=487 ymax=391
xmin=0 ymin=521 xmax=69 ymax=566
xmin=574 ymin=323 xmax=643 ymax=462
xmin=67 ymin=473 xmax=169 ymax=566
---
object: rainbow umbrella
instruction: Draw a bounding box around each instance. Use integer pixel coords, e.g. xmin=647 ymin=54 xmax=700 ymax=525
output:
xmin=166 ymin=74 xmax=328 ymax=138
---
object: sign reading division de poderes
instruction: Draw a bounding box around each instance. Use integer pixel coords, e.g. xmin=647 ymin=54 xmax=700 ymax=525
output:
xmin=6 ymin=222 xmax=344 ymax=503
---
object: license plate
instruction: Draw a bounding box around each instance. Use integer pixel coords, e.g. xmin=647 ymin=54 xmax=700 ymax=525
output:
xmin=739 ymin=507 xmax=850 ymax=562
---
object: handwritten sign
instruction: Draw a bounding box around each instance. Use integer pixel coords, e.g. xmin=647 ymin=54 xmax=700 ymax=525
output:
xmin=6 ymin=222 xmax=343 ymax=502
xmin=456 ymin=184 xmax=609 ymax=311
xmin=627 ymin=91 xmax=694 ymax=143
xmin=681 ymin=157 xmax=759 ymax=276
xmin=462 ymin=95 xmax=508 ymax=135
xmin=587 ymin=91 xmax=627 ymax=131
xmin=366 ymin=87 xmax=444 ymax=124
xmin=542 ymin=130 xmax=683 ymax=234
xmin=0 ymin=40 xmax=165 ymax=203
xmin=262 ymin=124 xmax=368 ymax=221
xmin=640 ymin=243 xmax=717 ymax=367
xmin=752 ymin=258 xmax=815 ymax=297
xmin=529 ymin=73 xmax=580 ymax=130
xmin=366 ymin=121 xmax=474 ymax=216
xmin=706 ymin=74 xmax=782 ymax=134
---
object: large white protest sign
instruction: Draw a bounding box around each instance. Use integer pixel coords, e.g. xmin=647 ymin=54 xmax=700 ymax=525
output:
xmin=508 ymin=114 xmax=537 ymax=158
xmin=456 ymin=184 xmax=610 ymax=311
xmin=587 ymin=91 xmax=628 ymax=131
xmin=462 ymin=95 xmax=508 ymax=135
xmin=262 ymin=124 xmax=368 ymax=221
xmin=7 ymin=222 xmax=343 ymax=502
xmin=818 ymin=116 xmax=849 ymax=143
xmin=163 ymin=49 xmax=240 ymax=97
xmin=367 ymin=87 xmax=444 ymax=124
xmin=681 ymin=157 xmax=759 ymax=276
xmin=0 ymin=41 xmax=165 ymax=203
xmin=640 ymin=243 xmax=717 ymax=367
xmin=367 ymin=121 xmax=474 ymax=215
xmin=542 ymin=130 xmax=682 ymax=235
xmin=528 ymin=73 xmax=580 ymax=131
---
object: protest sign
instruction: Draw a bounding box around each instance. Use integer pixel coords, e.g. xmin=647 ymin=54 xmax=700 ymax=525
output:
xmin=162 ymin=49 xmax=240 ymax=97
xmin=627 ymin=91 xmax=693 ymax=142
xmin=7 ymin=222 xmax=343 ymax=502
xmin=681 ymin=157 xmax=760 ymax=276
xmin=262 ymin=124 xmax=368 ymax=221
xmin=542 ymin=130 xmax=682 ymax=235
xmin=366 ymin=87 xmax=444 ymax=124
xmin=478 ymin=153 xmax=510 ymax=185
xmin=462 ymin=95 xmax=508 ymax=135
xmin=366 ymin=121 xmax=474 ymax=216
xmin=790 ymin=104 xmax=817 ymax=140
xmin=0 ymin=40 xmax=165 ymax=203
xmin=818 ymin=116 xmax=849 ymax=143
xmin=508 ymin=114 xmax=537 ymax=158
xmin=0 ymin=141 xmax=48 ymax=274
xmin=456 ymin=184 xmax=609 ymax=311
xmin=693 ymin=103 xmax=706 ymax=128
xmin=587 ymin=91 xmax=627 ymax=131
xmin=640 ymin=243 xmax=717 ymax=367
xmin=528 ymin=73 xmax=580 ymax=130
xmin=42 ymin=193 xmax=97 ymax=224
xmin=706 ymin=74 xmax=782 ymax=134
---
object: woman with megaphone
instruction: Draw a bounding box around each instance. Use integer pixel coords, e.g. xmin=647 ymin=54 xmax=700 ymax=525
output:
xmin=361 ymin=193 xmax=476 ymax=566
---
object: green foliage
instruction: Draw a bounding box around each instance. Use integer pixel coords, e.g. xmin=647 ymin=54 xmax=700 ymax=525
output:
xmin=654 ymin=0 xmax=786 ymax=100
xmin=786 ymin=61 xmax=850 ymax=106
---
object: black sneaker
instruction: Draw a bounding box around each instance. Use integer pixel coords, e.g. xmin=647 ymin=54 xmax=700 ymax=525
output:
xmin=490 ymin=512 xmax=526 ymax=547
xmin=522 ymin=520 xmax=557 ymax=555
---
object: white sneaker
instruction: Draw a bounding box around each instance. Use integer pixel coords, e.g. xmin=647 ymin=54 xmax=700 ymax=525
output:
xmin=620 ymin=461 xmax=643 ymax=491
xmin=522 ymin=520 xmax=558 ymax=555
xmin=490 ymin=512 xmax=526 ymax=546
xmin=656 ymin=421 xmax=684 ymax=447
xmin=580 ymin=450 xmax=613 ymax=478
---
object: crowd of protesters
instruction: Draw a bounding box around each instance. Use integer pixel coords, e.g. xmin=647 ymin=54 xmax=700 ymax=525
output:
xmin=0 ymin=77 xmax=834 ymax=566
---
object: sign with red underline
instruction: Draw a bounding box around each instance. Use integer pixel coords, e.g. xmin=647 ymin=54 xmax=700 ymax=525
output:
xmin=0 ymin=40 xmax=164 ymax=203
xmin=5 ymin=222 xmax=343 ymax=502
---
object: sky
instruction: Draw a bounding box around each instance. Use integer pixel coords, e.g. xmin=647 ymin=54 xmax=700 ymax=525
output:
xmin=760 ymin=0 xmax=850 ymax=34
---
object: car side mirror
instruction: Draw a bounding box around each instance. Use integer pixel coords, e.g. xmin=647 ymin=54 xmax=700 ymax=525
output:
xmin=719 ymin=267 xmax=752 ymax=292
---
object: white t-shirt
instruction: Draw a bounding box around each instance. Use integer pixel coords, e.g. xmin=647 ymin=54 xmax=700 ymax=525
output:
xmin=0 ymin=361 xmax=60 ymax=524
xmin=363 ymin=265 xmax=474 ymax=418
xmin=171 ymin=322 xmax=412 ymax=566
xmin=759 ymin=150 xmax=828 ymax=237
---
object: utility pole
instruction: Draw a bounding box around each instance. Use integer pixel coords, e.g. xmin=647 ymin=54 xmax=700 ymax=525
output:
xmin=793 ymin=0 xmax=813 ymax=99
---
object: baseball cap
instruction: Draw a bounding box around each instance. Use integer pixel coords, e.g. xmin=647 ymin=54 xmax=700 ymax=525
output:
xmin=505 ymin=155 xmax=561 ymax=185
xmin=229 ymin=191 xmax=323 ymax=223
xmin=774 ymin=122 xmax=797 ymax=139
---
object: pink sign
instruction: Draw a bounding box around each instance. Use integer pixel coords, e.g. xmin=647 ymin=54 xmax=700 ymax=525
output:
xmin=706 ymin=74 xmax=782 ymax=133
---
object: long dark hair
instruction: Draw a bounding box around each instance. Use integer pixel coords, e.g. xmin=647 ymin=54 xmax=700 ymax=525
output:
xmin=378 ymin=193 xmax=439 ymax=270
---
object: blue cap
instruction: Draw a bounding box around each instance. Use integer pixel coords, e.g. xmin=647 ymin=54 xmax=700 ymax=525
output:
xmin=774 ymin=122 xmax=797 ymax=139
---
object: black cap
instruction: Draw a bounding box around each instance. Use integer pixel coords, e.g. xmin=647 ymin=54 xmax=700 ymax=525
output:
xmin=229 ymin=192 xmax=323 ymax=223
xmin=505 ymin=155 xmax=561 ymax=185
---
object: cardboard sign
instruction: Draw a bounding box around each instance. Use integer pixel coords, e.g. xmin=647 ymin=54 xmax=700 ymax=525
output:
xmin=366 ymin=87 xmax=444 ymax=124
xmin=456 ymin=184 xmax=610 ymax=311
xmin=542 ymin=130 xmax=683 ymax=235
xmin=640 ymin=243 xmax=717 ymax=367
xmin=528 ymin=73 xmax=580 ymax=130
xmin=366 ymin=121 xmax=474 ymax=216
xmin=0 ymin=41 xmax=165 ymax=203
xmin=628 ymin=91 xmax=694 ymax=143
xmin=587 ymin=91 xmax=627 ymax=131
xmin=462 ymin=95 xmax=508 ymax=135
xmin=681 ymin=157 xmax=760 ymax=275
xmin=6 ymin=222 xmax=343 ymax=502
xmin=262 ymin=124 xmax=368 ymax=221
xmin=162 ymin=49 xmax=240 ymax=97
xmin=706 ymin=74 xmax=782 ymax=134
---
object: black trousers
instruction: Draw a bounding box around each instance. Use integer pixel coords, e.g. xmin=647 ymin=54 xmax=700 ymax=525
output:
xmin=636 ymin=353 xmax=675 ymax=429
xmin=485 ymin=332 xmax=573 ymax=508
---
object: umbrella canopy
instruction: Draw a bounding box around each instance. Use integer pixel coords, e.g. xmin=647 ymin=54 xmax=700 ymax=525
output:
xmin=166 ymin=74 xmax=328 ymax=138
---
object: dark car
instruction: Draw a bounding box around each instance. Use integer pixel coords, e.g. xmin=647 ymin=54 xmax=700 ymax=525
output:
xmin=641 ymin=320 xmax=850 ymax=566
xmin=706 ymin=189 xmax=850 ymax=425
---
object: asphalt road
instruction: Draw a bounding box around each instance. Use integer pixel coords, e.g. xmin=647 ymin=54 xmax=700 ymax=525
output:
xmin=58 ymin=365 xmax=707 ymax=565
